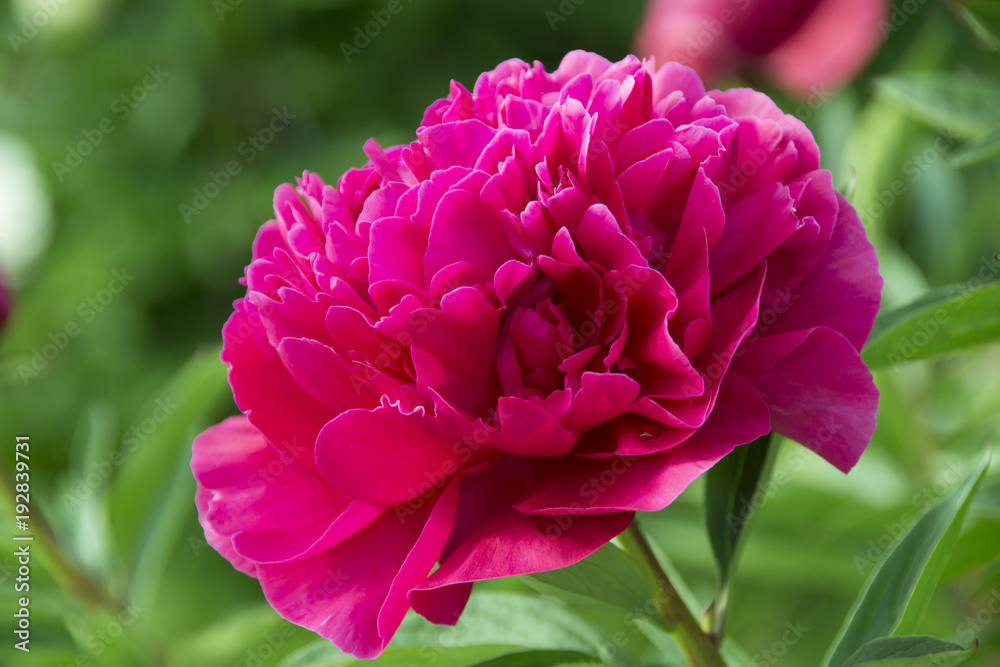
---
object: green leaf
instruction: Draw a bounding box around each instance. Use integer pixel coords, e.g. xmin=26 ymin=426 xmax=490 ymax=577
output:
xmin=109 ymin=346 xmax=229 ymax=563
xmin=467 ymin=650 xmax=598 ymax=667
xmin=390 ymin=591 xmax=621 ymax=662
xmin=947 ymin=126 xmax=1000 ymax=168
xmin=278 ymin=601 xmax=606 ymax=667
xmin=128 ymin=446 xmax=196 ymax=610
xmin=704 ymin=434 xmax=775 ymax=634
xmin=821 ymin=453 xmax=991 ymax=667
xmin=520 ymin=544 xmax=650 ymax=613
xmin=862 ymin=280 xmax=1000 ymax=369
xmin=957 ymin=1 xmax=1000 ymax=51
xmin=64 ymin=401 xmax=118 ymax=582
xmin=842 ymin=635 xmax=977 ymax=667
xmin=875 ymin=72 xmax=1000 ymax=137
xmin=278 ymin=643 xmax=518 ymax=667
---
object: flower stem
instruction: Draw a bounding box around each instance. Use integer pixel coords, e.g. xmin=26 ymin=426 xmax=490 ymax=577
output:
xmin=620 ymin=522 xmax=727 ymax=667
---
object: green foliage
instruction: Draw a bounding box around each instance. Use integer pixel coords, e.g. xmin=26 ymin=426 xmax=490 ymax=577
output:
xmin=822 ymin=454 xmax=990 ymax=667
xmin=841 ymin=636 xmax=976 ymax=667
xmin=703 ymin=434 xmax=775 ymax=635
xmin=863 ymin=281 xmax=1000 ymax=369
xmin=521 ymin=544 xmax=651 ymax=613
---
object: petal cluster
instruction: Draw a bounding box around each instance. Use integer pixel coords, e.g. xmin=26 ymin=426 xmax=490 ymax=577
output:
xmin=192 ymin=51 xmax=881 ymax=658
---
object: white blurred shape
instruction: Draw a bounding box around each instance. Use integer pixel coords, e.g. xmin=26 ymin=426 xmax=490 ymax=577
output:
xmin=0 ymin=134 xmax=53 ymax=282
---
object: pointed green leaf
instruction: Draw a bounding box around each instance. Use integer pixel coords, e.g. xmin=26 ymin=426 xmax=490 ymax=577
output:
xmin=842 ymin=635 xmax=977 ymax=667
xmin=821 ymin=453 xmax=990 ymax=667
xmin=875 ymin=72 xmax=1000 ymax=137
xmin=520 ymin=544 xmax=649 ymax=613
xmin=705 ymin=435 xmax=774 ymax=581
xmin=862 ymin=280 xmax=1000 ymax=369
xmin=704 ymin=434 xmax=775 ymax=626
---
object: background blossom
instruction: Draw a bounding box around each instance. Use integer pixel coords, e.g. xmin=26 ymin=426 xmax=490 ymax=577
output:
xmin=635 ymin=0 xmax=890 ymax=96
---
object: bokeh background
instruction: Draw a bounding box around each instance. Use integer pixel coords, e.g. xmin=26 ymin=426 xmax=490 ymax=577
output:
xmin=0 ymin=0 xmax=998 ymax=665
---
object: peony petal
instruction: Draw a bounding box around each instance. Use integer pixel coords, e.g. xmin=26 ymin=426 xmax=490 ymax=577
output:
xmin=561 ymin=371 xmax=641 ymax=432
xmin=277 ymin=337 xmax=380 ymax=414
xmin=425 ymin=189 xmax=520 ymax=280
xmin=404 ymin=287 xmax=503 ymax=417
xmin=315 ymin=404 xmax=480 ymax=507
xmin=256 ymin=480 xmax=460 ymax=659
xmin=223 ymin=301 xmax=333 ymax=475
xmin=517 ymin=373 xmax=768 ymax=514
xmin=192 ymin=417 xmax=381 ymax=565
xmin=412 ymin=458 xmax=633 ymax=597
xmin=739 ymin=327 xmax=879 ymax=472
xmin=767 ymin=193 xmax=882 ymax=350
xmin=493 ymin=396 xmax=580 ymax=457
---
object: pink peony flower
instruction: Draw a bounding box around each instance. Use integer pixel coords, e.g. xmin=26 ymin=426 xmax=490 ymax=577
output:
xmin=635 ymin=0 xmax=889 ymax=97
xmin=192 ymin=51 xmax=881 ymax=658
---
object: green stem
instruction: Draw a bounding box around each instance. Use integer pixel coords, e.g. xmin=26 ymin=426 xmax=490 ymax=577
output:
xmin=620 ymin=522 xmax=727 ymax=667
xmin=0 ymin=462 xmax=117 ymax=610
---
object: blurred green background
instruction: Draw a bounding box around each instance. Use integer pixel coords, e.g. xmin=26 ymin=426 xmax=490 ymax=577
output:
xmin=0 ymin=0 xmax=998 ymax=665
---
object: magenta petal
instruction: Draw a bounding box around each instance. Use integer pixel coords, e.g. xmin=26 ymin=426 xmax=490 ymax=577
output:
xmin=405 ymin=287 xmax=503 ymax=417
xmin=494 ymin=396 xmax=579 ymax=457
xmin=195 ymin=486 xmax=256 ymax=576
xmin=418 ymin=119 xmax=497 ymax=171
xmin=256 ymin=484 xmax=458 ymax=659
xmin=710 ymin=88 xmax=820 ymax=177
xmin=768 ymin=193 xmax=882 ymax=350
xmin=425 ymin=189 xmax=520 ymax=280
xmin=517 ymin=373 xmax=768 ymax=514
xmin=561 ymin=372 xmax=641 ymax=432
xmin=192 ymin=417 xmax=379 ymax=565
xmin=223 ymin=301 xmax=333 ymax=475
xmin=316 ymin=404 xmax=473 ymax=507
xmin=709 ymin=183 xmax=799 ymax=295
xmin=413 ymin=459 xmax=633 ymax=593
xmin=369 ymin=215 xmax=427 ymax=293
xmin=742 ymin=327 xmax=879 ymax=472
xmin=277 ymin=338 xmax=380 ymax=413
